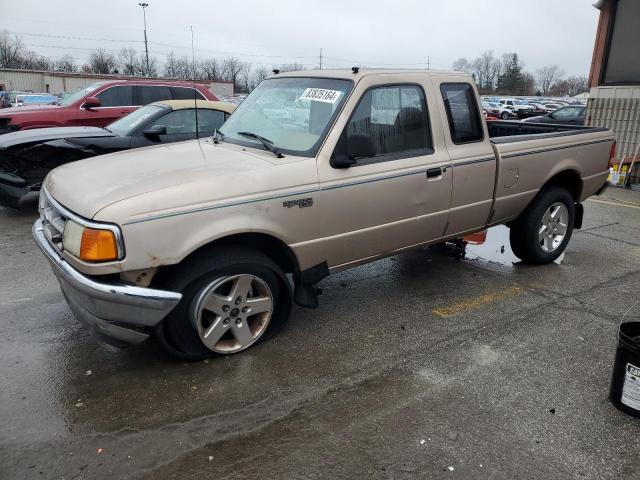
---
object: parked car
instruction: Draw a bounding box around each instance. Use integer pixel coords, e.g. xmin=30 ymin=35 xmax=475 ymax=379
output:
xmin=486 ymin=101 xmax=516 ymax=119
xmin=0 ymin=100 xmax=235 ymax=209
xmin=15 ymin=94 xmax=59 ymax=107
xmin=543 ymin=103 xmax=563 ymax=111
xmin=33 ymin=69 xmax=614 ymax=358
xmin=0 ymin=80 xmax=217 ymax=134
xmin=498 ymin=98 xmax=535 ymax=118
xmin=521 ymin=105 xmax=586 ymax=125
xmin=526 ymin=102 xmax=549 ymax=115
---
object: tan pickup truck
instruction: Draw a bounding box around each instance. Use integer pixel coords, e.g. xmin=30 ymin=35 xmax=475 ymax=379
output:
xmin=33 ymin=69 xmax=615 ymax=358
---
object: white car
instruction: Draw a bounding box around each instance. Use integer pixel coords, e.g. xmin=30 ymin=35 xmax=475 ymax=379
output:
xmin=499 ymin=98 xmax=535 ymax=118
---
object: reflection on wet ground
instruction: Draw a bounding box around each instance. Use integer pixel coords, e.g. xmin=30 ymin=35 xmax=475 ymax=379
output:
xmin=458 ymin=225 xmax=564 ymax=267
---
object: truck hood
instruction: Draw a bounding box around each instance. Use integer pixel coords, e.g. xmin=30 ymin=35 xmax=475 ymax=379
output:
xmin=0 ymin=126 xmax=112 ymax=149
xmin=45 ymin=139 xmax=281 ymax=220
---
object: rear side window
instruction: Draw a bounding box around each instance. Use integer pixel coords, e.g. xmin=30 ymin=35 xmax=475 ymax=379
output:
xmin=171 ymin=87 xmax=206 ymax=100
xmin=138 ymin=85 xmax=172 ymax=104
xmin=346 ymin=84 xmax=432 ymax=158
xmin=96 ymin=85 xmax=134 ymax=107
xmin=440 ymin=83 xmax=484 ymax=144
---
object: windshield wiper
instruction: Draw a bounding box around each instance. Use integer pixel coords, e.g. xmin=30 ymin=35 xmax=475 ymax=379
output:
xmin=212 ymin=129 xmax=224 ymax=144
xmin=238 ymin=131 xmax=284 ymax=158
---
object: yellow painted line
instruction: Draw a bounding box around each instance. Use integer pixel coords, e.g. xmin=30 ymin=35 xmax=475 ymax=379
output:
xmin=432 ymin=286 xmax=521 ymax=318
xmin=587 ymin=198 xmax=640 ymax=210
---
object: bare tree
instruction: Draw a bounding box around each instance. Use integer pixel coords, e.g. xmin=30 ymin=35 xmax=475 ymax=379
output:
xmin=251 ymin=66 xmax=269 ymax=89
xmin=199 ymin=58 xmax=222 ymax=80
xmin=536 ymin=65 xmax=565 ymax=95
xmin=565 ymin=75 xmax=588 ymax=96
xmin=221 ymin=57 xmax=245 ymax=88
xmin=164 ymin=52 xmax=179 ymax=78
xmin=119 ymin=48 xmax=141 ymax=76
xmin=142 ymin=54 xmax=158 ymax=77
xmin=521 ymin=71 xmax=536 ymax=96
xmin=22 ymin=53 xmax=53 ymax=71
xmin=276 ymin=62 xmax=305 ymax=73
xmin=0 ymin=30 xmax=25 ymax=68
xmin=55 ymin=55 xmax=76 ymax=72
xmin=88 ymin=48 xmax=117 ymax=74
xmin=452 ymin=57 xmax=471 ymax=74
xmin=471 ymin=51 xmax=500 ymax=92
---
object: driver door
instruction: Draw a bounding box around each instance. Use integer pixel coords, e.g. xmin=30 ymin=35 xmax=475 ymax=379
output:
xmin=315 ymin=78 xmax=452 ymax=269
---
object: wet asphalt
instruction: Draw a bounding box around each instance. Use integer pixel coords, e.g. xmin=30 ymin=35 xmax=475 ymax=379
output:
xmin=1 ymin=188 xmax=640 ymax=480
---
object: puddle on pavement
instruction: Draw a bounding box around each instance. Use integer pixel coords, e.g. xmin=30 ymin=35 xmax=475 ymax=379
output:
xmin=454 ymin=225 xmax=565 ymax=267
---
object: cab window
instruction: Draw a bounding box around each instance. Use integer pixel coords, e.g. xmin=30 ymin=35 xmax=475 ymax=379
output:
xmin=344 ymin=84 xmax=432 ymax=159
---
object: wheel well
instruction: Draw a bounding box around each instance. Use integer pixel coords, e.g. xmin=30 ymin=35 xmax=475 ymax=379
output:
xmin=151 ymin=233 xmax=299 ymax=288
xmin=543 ymin=170 xmax=582 ymax=201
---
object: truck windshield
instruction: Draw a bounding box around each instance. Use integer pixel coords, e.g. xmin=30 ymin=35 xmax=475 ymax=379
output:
xmin=219 ymin=77 xmax=352 ymax=157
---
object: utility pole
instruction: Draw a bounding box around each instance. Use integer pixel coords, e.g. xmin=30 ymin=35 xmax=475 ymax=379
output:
xmin=427 ymin=56 xmax=430 ymax=70
xmin=139 ymin=3 xmax=150 ymax=76
xmin=319 ymin=48 xmax=323 ymax=70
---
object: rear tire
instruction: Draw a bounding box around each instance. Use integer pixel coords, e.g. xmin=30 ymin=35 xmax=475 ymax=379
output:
xmin=509 ymin=186 xmax=575 ymax=265
xmin=155 ymin=246 xmax=292 ymax=359
xmin=501 ymin=111 xmax=509 ymax=119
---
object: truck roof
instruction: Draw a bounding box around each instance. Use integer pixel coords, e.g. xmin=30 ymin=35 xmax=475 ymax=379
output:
xmin=272 ymin=68 xmax=471 ymax=80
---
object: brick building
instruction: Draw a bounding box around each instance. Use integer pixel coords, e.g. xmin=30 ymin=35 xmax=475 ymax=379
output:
xmin=587 ymin=0 xmax=640 ymax=185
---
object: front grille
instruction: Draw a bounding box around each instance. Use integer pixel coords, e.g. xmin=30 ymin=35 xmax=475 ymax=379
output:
xmin=39 ymin=192 xmax=67 ymax=252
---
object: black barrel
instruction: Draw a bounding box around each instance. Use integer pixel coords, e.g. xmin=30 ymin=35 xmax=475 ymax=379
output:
xmin=610 ymin=322 xmax=640 ymax=418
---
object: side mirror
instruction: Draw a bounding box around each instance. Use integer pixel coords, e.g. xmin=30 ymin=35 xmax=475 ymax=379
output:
xmin=83 ymin=96 xmax=101 ymax=109
xmin=330 ymin=133 xmax=376 ymax=169
xmin=143 ymin=125 xmax=167 ymax=142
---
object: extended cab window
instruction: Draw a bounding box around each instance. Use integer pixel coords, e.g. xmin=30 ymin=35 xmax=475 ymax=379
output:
xmin=441 ymin=83 xmax=483 ymax=144
xmin=96 ymin=85 xmax=134 ymax=107
xmin=346 ymin=85 xmax=432 ymax=158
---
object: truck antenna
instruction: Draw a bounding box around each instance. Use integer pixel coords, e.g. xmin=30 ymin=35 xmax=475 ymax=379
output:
xmin=190 ymin=25 xmax=199 ymax=140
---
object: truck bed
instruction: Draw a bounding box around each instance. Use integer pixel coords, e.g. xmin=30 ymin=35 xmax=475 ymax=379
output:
xmin=487 ymin=120 xmax=609 ymax=143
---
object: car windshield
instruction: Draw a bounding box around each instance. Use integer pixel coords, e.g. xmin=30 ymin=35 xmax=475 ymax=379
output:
xmin=515 ymin=99 xmax=528 ymax=105
xmin=58 ymin=82 xmax=109 ymax=106
xmin=107 ymin=104 xmax=167 ymax=136
xmin=219 ymin=77 xmax=353 ymax=157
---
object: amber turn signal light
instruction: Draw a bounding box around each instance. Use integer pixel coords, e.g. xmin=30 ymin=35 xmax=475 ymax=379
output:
xmin=80 ymin=228 xmax=118 ymax=262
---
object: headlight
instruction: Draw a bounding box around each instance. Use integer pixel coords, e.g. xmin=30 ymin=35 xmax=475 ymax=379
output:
xmin=62 ymin=220 xmax=119 ymax=262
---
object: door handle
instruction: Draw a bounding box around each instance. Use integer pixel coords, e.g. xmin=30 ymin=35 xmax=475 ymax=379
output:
xmin=426 ymin=167 xmax=443 ymax=178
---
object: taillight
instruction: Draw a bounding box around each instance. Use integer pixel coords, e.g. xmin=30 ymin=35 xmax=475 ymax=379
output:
xmin=608 ymin=141 xmax=617 ymax=169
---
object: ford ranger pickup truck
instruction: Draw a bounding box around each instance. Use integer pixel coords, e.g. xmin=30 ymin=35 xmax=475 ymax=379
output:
xmin=32 ymin=69 xmax=615 ymax=358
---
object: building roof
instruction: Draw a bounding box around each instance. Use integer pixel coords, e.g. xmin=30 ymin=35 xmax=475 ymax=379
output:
xmin=0 ymin=67 xmax=234 ymax=85
xmin=154 ymin=100 xmax=236 ymax=113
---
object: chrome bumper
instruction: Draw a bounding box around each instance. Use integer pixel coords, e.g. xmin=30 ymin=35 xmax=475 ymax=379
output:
xmin=33 ymin=219 xmax=182 ymax=346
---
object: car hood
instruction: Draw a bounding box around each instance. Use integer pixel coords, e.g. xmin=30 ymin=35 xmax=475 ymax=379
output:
xmin=0 ymin=105 xmax=61 ymax=115
xmin=0 ymin=126 xmax=112 ymax=149
xmin=45 ymin=139 xmax=287 ymax=220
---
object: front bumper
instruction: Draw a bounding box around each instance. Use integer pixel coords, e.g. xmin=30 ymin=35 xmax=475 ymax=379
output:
xmin=33 ymin=219 xmax=182 ymax=347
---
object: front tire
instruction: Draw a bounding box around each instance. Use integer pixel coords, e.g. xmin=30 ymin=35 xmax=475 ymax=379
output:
xmin=155 ymin=247 xmax=292 ymax=359
xmin=509 ymin=186 xmax=575 ymax=264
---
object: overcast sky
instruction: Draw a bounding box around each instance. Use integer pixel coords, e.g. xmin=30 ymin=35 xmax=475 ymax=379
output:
xmin=3 ymin=0 xmax=600 ymax=76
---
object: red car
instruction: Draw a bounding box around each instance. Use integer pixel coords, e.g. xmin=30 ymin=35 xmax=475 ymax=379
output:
xmin=0 ymin=80 xmax=217 ymax=134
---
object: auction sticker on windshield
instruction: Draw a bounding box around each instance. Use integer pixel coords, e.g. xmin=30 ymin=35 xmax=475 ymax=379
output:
xmin=300 ymin=88 xmax=342 ymax=104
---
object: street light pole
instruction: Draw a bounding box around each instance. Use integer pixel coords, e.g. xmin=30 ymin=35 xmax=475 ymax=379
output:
xmin=138 ymin=2 xmax=150 ymax=76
